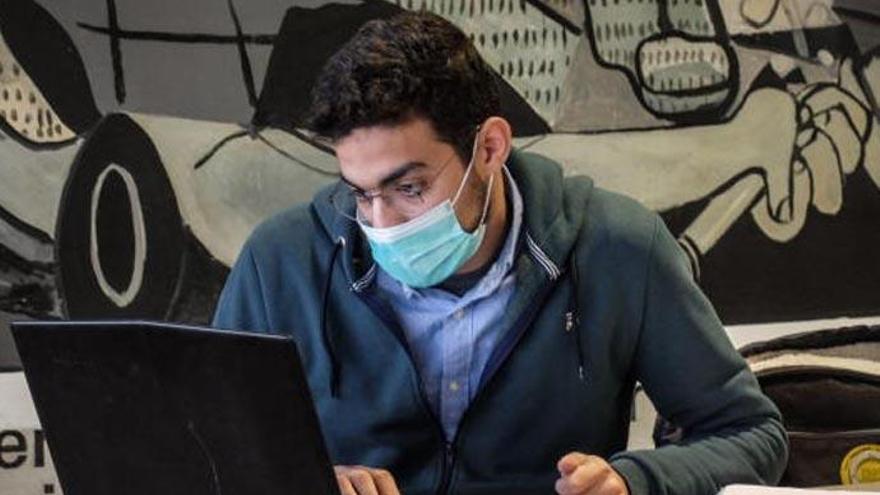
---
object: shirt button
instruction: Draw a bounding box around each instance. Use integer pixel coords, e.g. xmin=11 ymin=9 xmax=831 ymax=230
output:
xmin=449 ymin=381 xmax=460 ymax=392
xmin=454 ymin=309 xmax=465 ymax=320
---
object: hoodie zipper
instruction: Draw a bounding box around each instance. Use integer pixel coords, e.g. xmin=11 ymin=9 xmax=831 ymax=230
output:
xmin=437 ymin=279 xmax=557 ymax=494
xmin=356 ymin=289 xmax=455 ymax=493
xmin=353 ymin=253 xmax=560 ymax=494
xmin=438 ymin=441 xmax=456 ymax=495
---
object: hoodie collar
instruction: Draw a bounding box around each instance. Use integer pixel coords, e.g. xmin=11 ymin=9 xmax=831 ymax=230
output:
xmin=506 ymin=149 xmax=592 ymax=279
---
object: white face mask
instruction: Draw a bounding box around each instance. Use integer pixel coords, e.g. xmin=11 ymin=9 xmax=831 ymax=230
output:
xmin=358 ymin=135 xmax=493 ymax=288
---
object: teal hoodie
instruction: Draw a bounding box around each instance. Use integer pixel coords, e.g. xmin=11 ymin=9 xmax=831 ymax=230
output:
xmin=213 ymin=149 xmax=788 ymax=495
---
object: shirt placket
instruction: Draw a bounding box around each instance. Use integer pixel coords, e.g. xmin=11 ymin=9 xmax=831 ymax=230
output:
xmin=441 ymin=305 xmax=472 ymax=440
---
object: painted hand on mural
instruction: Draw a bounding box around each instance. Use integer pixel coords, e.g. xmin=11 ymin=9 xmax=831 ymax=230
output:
xmin=677 ymin=56 xmax=877 ymax=268
xmin=749 ymin=59 xmax=875 ymax=243
xmin=524 ymin=70 xmax=875 ymax=274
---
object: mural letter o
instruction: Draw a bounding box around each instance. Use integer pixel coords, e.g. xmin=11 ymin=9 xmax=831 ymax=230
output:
xmin=56 ymin=113 xmax=186 ymax=318
xmin=88 ymin=163 xmax=147 ymax=308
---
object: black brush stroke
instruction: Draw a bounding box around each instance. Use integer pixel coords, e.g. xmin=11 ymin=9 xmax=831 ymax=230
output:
xmin=731 ymin=24 xmax=858 ymax=65
xmin=226 ymin=0 xmax=258 ymax=107
xmin=78 ymin=22 xmax=276 ymax=45
xmin=0 ymin=241 xmax=54 ymax=276
xmin=704 ymin=0 xmax=730 ymax=40
xmin=106 ymin=0 xmax=125 ymax=104
xmin=192 ymin=127 xmax=337 ymax=177
xmin=253 ymin=132 xmax=338 ymax=177
xmin=657 ymin=0 xmax=673 ymax=33
xmin=740 ymin=0 xmax=781 ymax=29
xmin=280 ymin=126 xmax=336 ymax=156
xmin=192 ymin=130 xmax=249 ymax=170
xmin=0 ymin=204 xmax=53 ymax=245
xmin=523 ymin=0 xmax=581 ymax=35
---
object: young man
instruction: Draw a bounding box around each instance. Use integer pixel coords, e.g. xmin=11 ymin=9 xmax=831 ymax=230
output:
xmin=213 ymin=11 xmax=788 ymax=495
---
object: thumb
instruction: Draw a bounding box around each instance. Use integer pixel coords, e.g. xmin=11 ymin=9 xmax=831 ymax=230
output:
xmin=557 ymin=452 xmax=588 ymax=476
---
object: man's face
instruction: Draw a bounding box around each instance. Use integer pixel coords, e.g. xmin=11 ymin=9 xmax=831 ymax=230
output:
xmin=334 ymin=117 xmax=486 ymax=230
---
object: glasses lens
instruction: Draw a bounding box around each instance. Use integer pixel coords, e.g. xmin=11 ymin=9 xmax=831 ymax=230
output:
xmin=330 ymin=175 xmax=433 ymax=225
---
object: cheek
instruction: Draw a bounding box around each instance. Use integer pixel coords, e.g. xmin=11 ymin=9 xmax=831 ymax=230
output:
xmin=455 ymin=178 xmax=490 ymax=232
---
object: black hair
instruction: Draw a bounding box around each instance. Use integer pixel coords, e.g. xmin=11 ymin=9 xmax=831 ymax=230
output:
xmin=306 ymin=11 xmax=501 ymax=162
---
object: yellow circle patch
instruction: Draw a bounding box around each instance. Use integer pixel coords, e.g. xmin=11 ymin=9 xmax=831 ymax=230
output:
xmin=840 ymin=444 xmax=880 ymax=485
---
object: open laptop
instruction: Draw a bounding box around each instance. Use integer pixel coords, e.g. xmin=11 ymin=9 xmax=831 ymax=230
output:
xmin=11 ymin=320 xmax=340 ymax=495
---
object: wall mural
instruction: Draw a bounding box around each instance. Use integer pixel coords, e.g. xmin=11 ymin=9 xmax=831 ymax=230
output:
xmin=0 ymin=0 xmax=878 ymax=328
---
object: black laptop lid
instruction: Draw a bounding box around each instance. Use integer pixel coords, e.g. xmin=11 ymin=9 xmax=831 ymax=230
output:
xmin=11 ymin=320 xmax=339 ymax=495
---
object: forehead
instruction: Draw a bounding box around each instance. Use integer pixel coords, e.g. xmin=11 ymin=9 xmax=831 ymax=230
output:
xmin=333 ymin=118 xmax=452 ymax=187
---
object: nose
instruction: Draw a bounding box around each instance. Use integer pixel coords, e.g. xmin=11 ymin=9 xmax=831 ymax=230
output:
xmin=368 ymin=196 xmax=405 ymax=228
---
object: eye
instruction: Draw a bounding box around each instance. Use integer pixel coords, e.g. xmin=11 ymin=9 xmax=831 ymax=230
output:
xmin=395 ymin=182 xmax=424 ymax=198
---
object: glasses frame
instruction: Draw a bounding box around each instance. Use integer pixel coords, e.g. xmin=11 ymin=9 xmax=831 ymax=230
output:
xmin=330 ymin=148 xmax=462 ymax=223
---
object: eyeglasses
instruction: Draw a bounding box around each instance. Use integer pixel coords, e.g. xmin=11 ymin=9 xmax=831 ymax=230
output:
xmin=329 ymin=150 xmax=460 ymax=224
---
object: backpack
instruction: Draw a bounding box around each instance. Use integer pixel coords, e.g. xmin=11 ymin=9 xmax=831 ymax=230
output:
xmin=740 ymin=325 xmax=880 ymax=487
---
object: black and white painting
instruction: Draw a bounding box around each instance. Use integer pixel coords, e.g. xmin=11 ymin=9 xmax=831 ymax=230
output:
xmin=1 ymin=1 xmax=879 ymax=492
xmin=1 ymin=0 xmax=878 ymax=330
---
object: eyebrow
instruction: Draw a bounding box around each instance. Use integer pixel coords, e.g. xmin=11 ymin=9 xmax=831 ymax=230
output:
xmin=341 ymin=161 xmax=428 ymax=192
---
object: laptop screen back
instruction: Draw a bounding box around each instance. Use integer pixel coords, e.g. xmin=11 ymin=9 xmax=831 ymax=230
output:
xmin=11 ymin=320 xmax=339 ymax=495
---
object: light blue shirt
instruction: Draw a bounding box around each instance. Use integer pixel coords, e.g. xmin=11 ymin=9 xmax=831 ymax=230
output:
xmin=375 ymin=166 xmax=523 ymax=441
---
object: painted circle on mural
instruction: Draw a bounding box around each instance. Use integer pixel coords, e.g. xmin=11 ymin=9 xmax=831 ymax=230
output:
xmin=56 ymin=113 xmax=186 ymax=318
xmin=89 ymin=163 xmax=147 ymax=308
xmin=840 ymin=444 xmax=880 ymax=485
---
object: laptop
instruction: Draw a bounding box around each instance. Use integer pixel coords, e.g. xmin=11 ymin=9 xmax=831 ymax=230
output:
xmin=11 ymin=320 xmax=340 ymax=495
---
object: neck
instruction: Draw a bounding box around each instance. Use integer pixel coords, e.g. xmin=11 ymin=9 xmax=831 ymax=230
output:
xmin=456 ymin=169 xmax=508 ymax=274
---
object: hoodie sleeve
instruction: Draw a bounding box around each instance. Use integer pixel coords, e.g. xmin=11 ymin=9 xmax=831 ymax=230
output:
xmin=212 ymin=243 xmax=271 ymax=334
xmin=608 ymin=215 xmax=789 ymax=495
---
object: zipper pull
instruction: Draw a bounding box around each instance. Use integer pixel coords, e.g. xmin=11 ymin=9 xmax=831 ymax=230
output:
xmin=564 ymin=311 xmax=575 ymax=332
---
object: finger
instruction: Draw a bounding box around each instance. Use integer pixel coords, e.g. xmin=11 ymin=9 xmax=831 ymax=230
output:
xmin=336 ymin=472 xmax=358 ymax=495
xmin=801 ymin=128 xmax=844 ymax=214
xmin=348 ymin=468 xmax=380 ymax=495
xmin=557 ymin=475 xmax=587 ymax=495
xmin=813 ymin=107 xmax=863 ymax=174
xmin=556 ymin=466 xmax=604 ymax=495
xmin=750 ymin=158 xmax=811 ymax=243
xmin=800 ymin=85 xmax=869 ymax=138
xmin=838 ymin=58 xmax=863 ymax=103
xmin=369 ymin=468 xmax=401 ymax=495
xmin=558 ymin=452 xmax=591 ymax=475
xmin=556 ymin=476 xmax=580 ymax=495
xmin=556 ymin=457 xmax=607 ymax=494
xmin=569 ymin=459 xmax=608 ymax=491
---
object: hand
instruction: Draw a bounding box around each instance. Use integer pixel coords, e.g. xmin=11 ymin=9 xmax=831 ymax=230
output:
xmin=555 ymin=452 xmax=629 ymax=495
xmin=333 ymin=465 xmax=401 ymax=495
xmin=751 ymin=60 xmax=872 ymax=242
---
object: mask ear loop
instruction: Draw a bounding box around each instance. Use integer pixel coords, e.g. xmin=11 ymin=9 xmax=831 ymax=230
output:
xmin=476 ymin=173 xmax=495 ymax=226
xmin=451 ymin=127 xmax=495 ymax=230
xmin=452 ymin=127 xmax=482 ymax=206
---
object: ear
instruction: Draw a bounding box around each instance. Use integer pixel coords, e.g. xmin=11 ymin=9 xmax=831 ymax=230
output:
xmin=476 ymin=116 xmax=512 ymax=179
